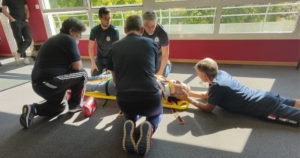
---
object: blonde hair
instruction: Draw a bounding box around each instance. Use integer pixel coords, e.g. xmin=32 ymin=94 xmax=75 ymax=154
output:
xmin=195 ymin=58 xmax=218 ymax=78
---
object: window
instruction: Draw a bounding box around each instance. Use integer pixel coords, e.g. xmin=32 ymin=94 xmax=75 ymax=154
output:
xmin=155 ymin=7 xmax=216 ymax=34
xmin=47 ymin=12 xmax=90 ymax=35
xmin=90 ymin=0 xmax=142 ymax=8
xmin=41 ymin=0 xmax=85 ymax=9
xmin=220 ymin=1 xmax=300 ymax=33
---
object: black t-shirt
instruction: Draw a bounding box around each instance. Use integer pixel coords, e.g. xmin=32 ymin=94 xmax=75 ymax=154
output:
xmin=31 ymin=33 xmax=81 ymax=83
xmin=2 ymin=0 xmax=27 ymax=21
xmin=107 ymin=33 xmax=160 ymax=95
xmin=89 ymin=24 xmax=119 ymax=59
xmin=142 ymin=23 xmax=169 ymax=54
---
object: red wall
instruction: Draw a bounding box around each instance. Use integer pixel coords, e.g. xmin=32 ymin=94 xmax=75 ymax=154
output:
xmin=1 ymin=0 xmax=299 ymax=63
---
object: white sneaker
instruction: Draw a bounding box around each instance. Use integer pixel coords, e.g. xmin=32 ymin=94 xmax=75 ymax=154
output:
xmin=13 ymin=52 xmax=20 ymax=66
xmin=23 ymin=58 xmax=30 ymax=65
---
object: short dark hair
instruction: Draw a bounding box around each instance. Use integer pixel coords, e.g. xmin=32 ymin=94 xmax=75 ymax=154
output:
xmin=125 ymin=15 xmax=143 ymax=32
xmin=98 ymin=7 xmax=110 ymax=17
xmin=60 ymin=17 xmax=86 ymax=34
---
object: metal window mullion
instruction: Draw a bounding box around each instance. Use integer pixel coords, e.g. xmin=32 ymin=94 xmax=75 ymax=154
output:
xmin=214 ymin=4 xmax=222 ymax=35
xmin=262 ymin=3 xmax=271 ymax=33
xmin=222 ymin=11 xmax=299 ymax=17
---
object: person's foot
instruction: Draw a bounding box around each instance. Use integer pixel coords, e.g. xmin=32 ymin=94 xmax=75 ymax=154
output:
xmin=123 ymin=120 xmax=136 ymax=153
xmin=23 ymin=57 xmax=30 ymax=65
xmin=136 ymin=121 xmax=153 ymax=156
xmin=12 ymin=52 xmax=20 ymax=66
xmin=20 ymin=104 xmax=36 ymax=129
xmin=68 ymin=105 xmax=82 ymax=113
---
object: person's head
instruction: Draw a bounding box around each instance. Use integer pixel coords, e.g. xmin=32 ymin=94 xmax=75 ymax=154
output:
xmin=195 ymin=58 xmax=218 ymax=83
xmin=171 ymin=80 xmax=190 ymax=95
xmin=142 ymin=10 xmax=157 ymax=35
xmin=60 ymin=17 xmax=86 ymax=44
xmin=98 ymin=7 xmax=111 ymax=28
xmin=124 ymin=15 xmax=144 ymax=35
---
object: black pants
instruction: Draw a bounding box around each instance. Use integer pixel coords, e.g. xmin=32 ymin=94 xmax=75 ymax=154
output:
xmin=32 ymin=69 xmax=87 ymax=116
xmin=10 ymin=20 xmax=32 ymax=58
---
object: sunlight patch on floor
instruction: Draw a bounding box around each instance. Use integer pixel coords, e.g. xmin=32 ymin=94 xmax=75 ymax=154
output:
xmin=156 ymin=128 xmax=252 ymax=153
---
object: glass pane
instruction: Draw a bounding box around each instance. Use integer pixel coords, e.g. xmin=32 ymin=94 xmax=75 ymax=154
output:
xmin=42 ymin=0 xmax=84 ymax=9
xmin=92 ymin=10 xmax=142 ymax=35
xmin=220 ymin=1 xmax=300 ymax=33
xmin=47 ymin=12 xmax=90 ymax=35
xmin=155 ymin=7 xmax=216 ymax=34
xmin=91 ymin=0 xmax=142 ymax=7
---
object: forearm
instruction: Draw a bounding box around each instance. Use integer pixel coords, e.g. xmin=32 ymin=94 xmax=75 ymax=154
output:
xmin=189 ymin=91 xmax=208 ymax=99
xmin=88 ymin=49 xmax=96 ymax=64
xmin=186 ymin=97 xmax=213 ymax=112
xmin=2 ymin=10 xmax=14 ymax=21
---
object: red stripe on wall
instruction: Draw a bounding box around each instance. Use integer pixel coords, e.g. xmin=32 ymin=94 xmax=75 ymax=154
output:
xmin=169 ymin=40 xmax=300 ymax=62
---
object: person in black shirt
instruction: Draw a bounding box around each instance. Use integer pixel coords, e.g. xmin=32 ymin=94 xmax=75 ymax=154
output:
xmin=89 ymin=7 xmax=119 ymax=76
xmin=142 ymin=10 xmax=171 ymax=77
xmin=108 ymin=15 xmax=162 ymax=156
xmin=2 ymin=0 xmax=32 ymax=65
xmin=20 ymin=17 xmax=87 ymax=129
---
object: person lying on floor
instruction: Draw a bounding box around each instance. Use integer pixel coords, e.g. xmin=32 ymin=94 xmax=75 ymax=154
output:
xmin=86 ymin=74 xmax=190 ymax=100
xmin=173 ymin=57 xmax=300 ymax=126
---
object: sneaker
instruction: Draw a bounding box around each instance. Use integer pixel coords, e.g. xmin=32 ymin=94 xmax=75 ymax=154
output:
xmin=136 ymin=121 xmax=152 ymax=156
xmin=23 ymin=57 xmax=30 ymax=65
xmin=12 ymin=52 xmax=20 ymax=66
xmin=20 ymin=104 xmax=36 ymax=129
xmin=68 ymin=105 xmax=82 ymax=113
xmin=123 ymin=120 xmax=136 ymax=153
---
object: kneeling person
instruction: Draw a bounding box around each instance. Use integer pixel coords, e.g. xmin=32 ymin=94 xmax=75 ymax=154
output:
xmin=20 ymin=17 xmax=88 ymax=129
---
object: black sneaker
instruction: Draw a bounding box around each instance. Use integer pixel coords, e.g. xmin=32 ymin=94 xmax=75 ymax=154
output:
xmin=20 ymin=104 xmax=36 ymax=129
xmin=123 ymin=120 xmax=136 ymax=153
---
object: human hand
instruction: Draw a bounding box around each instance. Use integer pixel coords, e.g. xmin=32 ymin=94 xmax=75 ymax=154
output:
xmin=25 ymin=19 xmax=29 ymax=23
xmin=10 ymin=18 xmax=16 ymax=22
xmin=91 ymin=64 xmax=99 ymax=74
xmin=172 ymin=89 xmax=189 ymax=100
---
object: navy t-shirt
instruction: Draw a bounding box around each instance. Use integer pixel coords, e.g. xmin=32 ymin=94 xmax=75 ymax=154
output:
xmin=142 ymin=23 xmax=169 ymax=54
xmin=89 ymin=24 xmax=119 ymax=61
xmin=31 ymin=33 xmax=81 ymax=83
xmin=2 ymin=0 xmax=27 ymax=21
xmin=208 ymin=70 xmax=281 ymax=116
xmin=107 ymin=33 xmax=160 ymax=95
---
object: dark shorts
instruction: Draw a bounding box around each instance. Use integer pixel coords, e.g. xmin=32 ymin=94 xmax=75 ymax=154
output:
xmin=266 ymin=96 xmax=299 ymax=126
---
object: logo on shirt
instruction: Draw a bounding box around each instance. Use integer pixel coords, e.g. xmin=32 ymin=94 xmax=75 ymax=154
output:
xmin=154 ymin=37 xmax=159 ymax=42
xmin=106 ymin=36 xmax=110 ymax=42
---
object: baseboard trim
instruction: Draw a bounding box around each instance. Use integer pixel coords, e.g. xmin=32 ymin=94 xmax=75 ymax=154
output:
xmin=170 ymin=59 xmax=297 ymax=66
xmin=2 ymin=54 xmax=295 ymax=66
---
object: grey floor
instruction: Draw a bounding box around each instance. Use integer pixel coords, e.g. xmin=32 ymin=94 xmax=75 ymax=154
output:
xmin=0 ymin=57 xmax=299 ymax=158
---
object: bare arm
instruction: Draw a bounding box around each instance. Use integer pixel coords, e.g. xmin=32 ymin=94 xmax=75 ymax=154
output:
xmin=189 ymin=91 xmax=208 ymax=99
xmin=186 ymin=97 xmax=216 ymax=112
xmin=156 ymin=45 xmax=169 ymax=75
xmin=24 ymin=4 xmax=29 ymax=19
xmin=172 ymin=89 xmax=216 ymax=112
xmin=2 ymin=6 xmax=15 ymax=22
xmin=88 ymin=40 xmax=96 ymax=64
xmin=71 ymin=60 xmax=82 ymax=71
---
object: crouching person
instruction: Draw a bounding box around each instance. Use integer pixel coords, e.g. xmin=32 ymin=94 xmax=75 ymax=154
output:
xmin=20 ymin=17 xmax=87 ymax=129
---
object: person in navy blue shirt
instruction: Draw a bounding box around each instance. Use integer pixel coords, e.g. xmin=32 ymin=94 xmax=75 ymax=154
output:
xmin=88 ymin=7 xmax=119 ymax=76
xmin=174 ymin=58 xmax=300 ymax=126
xmin=107 ymin=15 xmax=162 ymax=156
xmin=142 ymin=10 xmax=171 ymax=77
